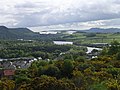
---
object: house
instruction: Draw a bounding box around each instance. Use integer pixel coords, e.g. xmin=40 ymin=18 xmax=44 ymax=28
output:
xmin=4 ymin=70 xmax=15 ymax=76
xmin=0 ymin=57 xmax=38 ymax=70
xmin=3 ymin=69 xmax=15 ymax=79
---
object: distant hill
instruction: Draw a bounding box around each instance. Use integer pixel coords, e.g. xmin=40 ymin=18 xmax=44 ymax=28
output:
xmin=0 ymin=26 xmax=62 ymax=40
xmin=0 ymin=26 xmax=18 ymax=39
xmin=0 ymin=26 xmax=39 ymax=40
xmin=79 ymin=28 xmax=120 ymax=33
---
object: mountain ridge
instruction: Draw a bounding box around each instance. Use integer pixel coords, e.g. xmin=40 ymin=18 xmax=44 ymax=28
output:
xmin=79 ymin=28 xmax=120 ymax=33
xmin=0 ymin=26 xmax=120 ymax=40
xmin=0 ymin=26 xmax=39 ymax=40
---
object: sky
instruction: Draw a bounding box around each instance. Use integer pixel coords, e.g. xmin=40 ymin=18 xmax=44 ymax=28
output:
xmin=0 ymin=0 xmax=120 ymax=31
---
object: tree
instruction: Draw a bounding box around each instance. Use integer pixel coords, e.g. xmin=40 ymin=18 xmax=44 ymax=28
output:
xmin=61 ymin=60 xmax=74 ymax=78
xmin=18 ymin=75 xmax=78 ymax=90
xmin=103 ymin=79 xmax=120 ymax=90
xmin=72 ymin=70 xmax=86 ymax=89
xmin=42 ymin=65 xmax=60 ymax=77
xmin=28 ymin=62 xmax=38 ymax=78
xmin=0 ymin=78 xmax=15 ymax=90
xmin=15 ymin=74 xmax=31 ymax=85
xmin=88 ymin=83 xmax=107 ymax=90
xmin=108 ymin=41 xmax=120 ymax=55
xmin=0 ymin=80 xmax=9 ymax=90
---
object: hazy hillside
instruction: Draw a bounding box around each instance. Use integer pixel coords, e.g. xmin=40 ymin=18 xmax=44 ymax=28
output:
xmin=0 ymin=26 xmax=39 ymax=40
xmin=0 ymin=26 xmax=18 ymax=39
xmin=0 ymin=26 xmax=62 ymax=40
xmin=80 ymin=28 xmax=120 ymax=33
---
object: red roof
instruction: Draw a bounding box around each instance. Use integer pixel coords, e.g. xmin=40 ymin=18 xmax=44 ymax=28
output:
xmin=4 ymin=70 xmax=15 ymax=76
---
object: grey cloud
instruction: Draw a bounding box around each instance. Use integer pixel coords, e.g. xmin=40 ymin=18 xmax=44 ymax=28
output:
xmin=15 ymin=2 xmax=38 ymax=8
xmin=0 ymin=0 xmax=120 ymax=29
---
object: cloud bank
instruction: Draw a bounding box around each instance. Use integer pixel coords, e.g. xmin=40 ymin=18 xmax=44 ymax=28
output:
xmin=0 ymin=0 xmax=120 ymax=31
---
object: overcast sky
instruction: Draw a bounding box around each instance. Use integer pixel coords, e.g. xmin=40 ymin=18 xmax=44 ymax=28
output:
xmin=0 ymin=0 xmax=120 ymax=31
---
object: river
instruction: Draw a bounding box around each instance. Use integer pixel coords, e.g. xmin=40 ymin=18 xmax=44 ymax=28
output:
xmin=86 ymin=47 xmax=102 ymax=54
xmin=53 ymin=41 xmax=73 ymax=45
xmin=53 ymin=41 xmax=102 ymax=53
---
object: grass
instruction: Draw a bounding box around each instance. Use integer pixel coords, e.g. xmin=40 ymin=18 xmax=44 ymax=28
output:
xmin=63 ymin=33 xmax=120 ymax=44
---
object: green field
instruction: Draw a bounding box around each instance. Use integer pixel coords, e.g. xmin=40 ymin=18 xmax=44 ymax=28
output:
xmin=62 ymin=32 xmax=120 ymax=44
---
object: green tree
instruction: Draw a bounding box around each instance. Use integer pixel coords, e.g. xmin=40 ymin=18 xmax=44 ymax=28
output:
xmin=88 ymin=83 xmax=108 ymax=90
xmin=18 ymin=75 xmax=77 ymax=90
xmin=108 ymin=41 xmax=120 ymax=55
xmin=61 ymin=60 xmax=74 ymax=78
xmin=42 ymin=65 xmax=60 ymax=77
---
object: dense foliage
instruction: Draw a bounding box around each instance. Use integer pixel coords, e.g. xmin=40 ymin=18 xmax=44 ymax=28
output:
xmin=1 ymin=55 xmax=120 ymax=90
xmin=0 ymin=40 xmax=120 ymax=90
xmin=0 ymin=40 xmax=82 ymax=59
